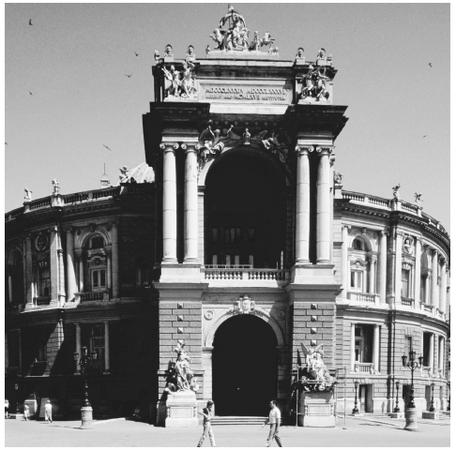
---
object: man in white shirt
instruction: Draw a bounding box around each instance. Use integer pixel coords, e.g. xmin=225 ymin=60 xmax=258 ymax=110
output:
xmin=197 ymin=400 xmax=216 ymax=447
xmin=265 ymin=400 xmax=282 ymax=447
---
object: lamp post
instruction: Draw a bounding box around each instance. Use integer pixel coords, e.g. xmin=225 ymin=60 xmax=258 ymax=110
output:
xmin=14 ymin=383 xmax=19 ymax=414
xmin=447 ymin=381 xmax=450 ymax=412
xmin=393 ymin=381 xmax=401 ymax=413
xmin=429 ymin=383 xmax=435 ymax=412
xmin=401 ymin=350 xmax=423 ymax=431
xmin=352 ymin=380 xmax=360 ymax=415
xmin=74 ymin=346 xmax=97 ymax=429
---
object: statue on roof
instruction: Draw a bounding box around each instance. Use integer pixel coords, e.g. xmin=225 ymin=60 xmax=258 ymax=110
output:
xmin=51 ymin=179 xmax=60 ymax=195
xmin=24 ymin=188 xmax=32 ymax=202
xmin=219 ymin=5 xmax=246 ymax=30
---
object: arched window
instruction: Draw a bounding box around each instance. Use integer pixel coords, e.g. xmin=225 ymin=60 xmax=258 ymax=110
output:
xmin=349 ymin=235 xmax=374 ymax=295
xmin=84 ymin=234 xmax=108 ymax=293
xmin=352 ymin=238 xmax=365 ymax=251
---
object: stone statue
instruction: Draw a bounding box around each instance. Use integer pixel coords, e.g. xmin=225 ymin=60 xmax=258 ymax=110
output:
xmin=392 ymin=183 xmax=401 ymax=200
xmin=119 ymin=166 xmax=129 ymax=183
xmin=299 ymin=65 xmax=330 ymax=102
xmin=180 ymin=60 xmax=197 ymax=97
xmin=24 ymin=188 xmax=32 ymax=201
xmin=173 ymin=340 xmax=198 ymax=392
xmin=316 ymin=47 xmax=327 ymax=64
xmin=164 ymin=43 xmax=174 ymax=58
xmin=210 ymin=28 xmax=226 ymax=50
xmin=414 ymin=192 xmax=423 ymax=205
xmin=334 ymin=171 xmax=343 ymax=185
xmin=186 ymin=44 xmax=196 ymax=62
xmin=198 ymin=122 xmax=224 ymax=167
xmin=295 ymin=47 xmax=305 ymax=62
xmin=299 ymin=343 xmax=335 ymax=391
xmin=219 ymin=4 xmax=246 ymax=30
xmin=51 ymin=179 xmax=60 ymax=195
xmin=162 ymin=65 xmax=181 ymax=98
xmin=153 ymin=49 xmax=161 ymax=62
xmin=243 ymin=128 xmax=251 ymax=145
xmin=259 ymin=32 xmax=275 ymax=50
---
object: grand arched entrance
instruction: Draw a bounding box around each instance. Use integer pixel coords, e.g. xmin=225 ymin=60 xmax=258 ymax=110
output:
xmin=212 ymin=314 xmax=277 ymax=416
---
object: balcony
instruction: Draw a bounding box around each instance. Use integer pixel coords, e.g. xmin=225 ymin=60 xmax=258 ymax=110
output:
xmin=202 ymin=265 xmax=290 ymax=287
xmin=75 ymin=290 xmax=109 ymax=302
xmin=354 ymin=362 xmax=375 ymax=374
xmin=401 ymin=297 xmax=415 ymax=307
xmin=347 ymin=291 xmax=379 ymax=305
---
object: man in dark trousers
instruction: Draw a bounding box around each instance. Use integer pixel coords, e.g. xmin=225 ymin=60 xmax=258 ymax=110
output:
xmin=265 ymin=400 xmax=282 ymax=447
xmin=197 ymin=400 xmax=216 ymax=447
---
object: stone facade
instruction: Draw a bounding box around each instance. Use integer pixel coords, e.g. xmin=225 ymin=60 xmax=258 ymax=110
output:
xmin=5 ymin=6 xmax=450 ymax=422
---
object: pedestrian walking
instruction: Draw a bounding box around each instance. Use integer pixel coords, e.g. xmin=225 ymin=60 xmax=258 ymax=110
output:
xmin=265 ymin=400 xmax=282 ymax=447
xmin=197 ymin=400 xmax=216 ymax=447
xmin=23 ymin=404 xmax=29 ymax=421
xmin=44 ymin=400 xmax=53 ymax=423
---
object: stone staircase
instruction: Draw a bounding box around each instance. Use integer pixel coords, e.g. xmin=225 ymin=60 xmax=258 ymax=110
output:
xmin=211 ymin=416 xmax=266 ymax=426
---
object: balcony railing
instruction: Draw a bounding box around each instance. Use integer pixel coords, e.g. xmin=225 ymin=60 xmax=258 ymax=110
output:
xmin=347 ymin=291 xmax=379 ymax=304
xmin=354 ymin=362 xmax=375 ymax=374
xmin=401 ymin=297 xmax=415 ymax=307
xmin=75 ymin=290 xmax=109 ymax=302
xmin=203 ymin=266 xmax=289 ymax=283
xmin=422 ymin=303 xmax=433 ymax=312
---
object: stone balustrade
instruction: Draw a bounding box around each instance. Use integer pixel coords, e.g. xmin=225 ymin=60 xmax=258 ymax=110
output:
xmin=347 ymin=291 xmax=379 ymax=304
xmin=75 ymin=290 xmax=109 ymax=302
xmin=354 ymin=362 xmax=375 ymax=374
xmin=203 ymin=266 xmax=290 ymax=285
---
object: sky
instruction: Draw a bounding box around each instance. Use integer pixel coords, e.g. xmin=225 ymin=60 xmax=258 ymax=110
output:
xmin=4 ymin=2 xmax=451 ymax=228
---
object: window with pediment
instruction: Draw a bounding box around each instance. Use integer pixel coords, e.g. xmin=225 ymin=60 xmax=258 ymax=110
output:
xmin=84 ymin=234 xmax=108 ymax=293
xmin=349 ymin=235 xmax=373 ymax=293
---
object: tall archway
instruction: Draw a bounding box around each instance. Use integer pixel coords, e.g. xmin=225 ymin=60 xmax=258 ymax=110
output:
xmin=212 ymin=314 xmax=277 ymax=416
xmin=205 ymin=148 xmax=287 ymax=268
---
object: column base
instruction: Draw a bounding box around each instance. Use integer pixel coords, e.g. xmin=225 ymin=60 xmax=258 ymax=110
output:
xmin=80 ymin=406 xmax=93 ymax=429
xmin=160 ymin=263 xmax=201 ymax=283
xmin=292 ymin=263 xmax=337 ymax=285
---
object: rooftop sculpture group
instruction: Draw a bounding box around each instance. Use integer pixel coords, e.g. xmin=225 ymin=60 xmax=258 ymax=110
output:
xmin=209 ymin=5 xmax=278 ymax=54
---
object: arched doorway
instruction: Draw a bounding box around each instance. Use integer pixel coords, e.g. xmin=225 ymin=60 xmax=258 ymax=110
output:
xmin=212 ymin=314 xmax=277 ymax=416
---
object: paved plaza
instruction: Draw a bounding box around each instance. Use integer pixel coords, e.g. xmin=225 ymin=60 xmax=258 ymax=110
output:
xmin=4 ymin=414 xmax=451 ymax=447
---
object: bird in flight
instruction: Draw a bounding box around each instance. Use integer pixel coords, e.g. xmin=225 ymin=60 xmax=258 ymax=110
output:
xmin=102 ymin=144 xmax=112 ymax=151
xmin=428 ymin=62 xmax=432 ymax=68
xmin=27 ymin=90 xmax=33 ymax=96
xmin=422 ymin=135 xmax=427 ymax=138
xmin=125 ymin=73 xmax=133 ymax=78
xmin=28 ymin=18 xmax=33 ymax=26
xmin=134 ymin=51 xmax=139 ymax=57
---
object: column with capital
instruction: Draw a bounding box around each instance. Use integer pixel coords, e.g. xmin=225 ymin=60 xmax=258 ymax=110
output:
xmin=50 ymin=226 xmax=60 ymax=305
xmin=341 ymin=225 xmax=349 ymax=295
xmin=74 ymin=248 xmax=84 ymax=293
xmin=111 ymin=223 xmax=119 ymax=298
xmin=369 ymin=255 xmax=377 ymax=295
xmin=161 ymin=143 xmax=178 ymax=263
xmin=379 ymin=231 xmax=387 ymax=303
xmin=372 ymin=324 xmax=380 ymax=373
xmin=316 ymin=146 xmax=332 ymax=263
xmin=295 ymin=145 xmax=311 ymax=263
xmin=183 ymin=144 xmax=198 ymax=263
xmin=440 ymin=261 xmax=447 ymax=313
xmin=431 ymin=250 xmax=438 ymax=309
xmin=414 ymin=238 xmax=422 ymax=306
xmin=24 ymin=235 xmax=34 ymax=307
xmin=394 ymin=231 xmax=403 ymax=304
xmin=103 ymin=321 xmax=110 ymax=374
xmin=66 ymin=229 xmax=78 ymax=301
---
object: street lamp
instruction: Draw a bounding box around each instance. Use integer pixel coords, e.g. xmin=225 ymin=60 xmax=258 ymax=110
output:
xmin=429 ymin=383 xmax=435 ymax=412
xmin=74 ymin=346 xmax=97 ymax=428
xmin=401 ymin=349 xmax=423 ymax=431
xmin=352 ymin=380 xmax=360 ymax=415
xmin=393 ymin=381 xmax=401 ymax=413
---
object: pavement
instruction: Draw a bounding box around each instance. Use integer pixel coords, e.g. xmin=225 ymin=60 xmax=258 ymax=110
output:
xmin=4 ymin=413 xmax=451 ymax=447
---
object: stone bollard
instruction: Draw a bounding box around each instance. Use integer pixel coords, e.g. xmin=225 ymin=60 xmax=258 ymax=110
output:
xmin=404 ymin=407 xmax=418 ymax=431
xmin=80 ymin=406 xmax=93 ymax=429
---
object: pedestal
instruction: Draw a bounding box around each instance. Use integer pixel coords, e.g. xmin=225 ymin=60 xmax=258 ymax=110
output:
xmin=165 ymin=390 xmax=198 ymax=428
xmin=299 ymin=391 xmax=336 ymax=427
xmin=422 ymin=410 xmax=439 ymax=420
xmin=404 ymin=407 xmax=418 ymax=431
xmin=80 ymin=406 xmax=93 ymax=429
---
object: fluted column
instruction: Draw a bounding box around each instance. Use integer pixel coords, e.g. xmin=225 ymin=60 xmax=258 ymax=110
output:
xmin=161 ymin=143 xmax=178 ymax=263
xmin=394 ymin=231 xmax=403 ymax=304
xmin=74 ymin=323 xmax=81 ymax=374
xmin=414 ymin=238 xmax=422 ymax=304
xmin=372 ymin=324 xmax=380 ymax=372
xmin=431 ymin=250 xmax=438 ymax=308
xmin=66 ymin=228 xmax=77 ymax=301
xmin=440 ymin=261 xmax=447 ymax=312
xmin=341 ymin=225 xmax=349 ymax=295
xmin=111 ymin=223 xmax=119 ymax=298
xmin=295 ymin=145 xmax=311 ymax=263
xmin=183 ymin=144 xmax=198 ymax=262
xmin=379 ymin=231 xmax=387 ymax=302
xmin=316 ymin=146 xmax=332 ymax=263
xmin=103 ymin=320 xmax=110 ymax=374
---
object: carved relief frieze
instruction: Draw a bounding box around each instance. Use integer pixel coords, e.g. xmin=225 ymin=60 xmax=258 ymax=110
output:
xmin=232 ymin=295 xmax=256 ymax=315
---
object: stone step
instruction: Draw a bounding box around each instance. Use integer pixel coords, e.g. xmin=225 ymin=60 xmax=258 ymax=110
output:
xmin=211 ymin=416 xmax=266 ymax=426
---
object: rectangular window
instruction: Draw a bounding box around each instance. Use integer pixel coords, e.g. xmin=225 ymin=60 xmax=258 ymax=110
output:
xmin=350 ymin=270 xmax=363 ymax=291
xmin=212 ymin=254 xmax=218 ymax=265
xmin=91 ymin=269 xmax=106 ymax=291
xmin=422 ymin=332 xmax=432 ymax=367
xmin=401 ymin=269 xmax=410 ymax=298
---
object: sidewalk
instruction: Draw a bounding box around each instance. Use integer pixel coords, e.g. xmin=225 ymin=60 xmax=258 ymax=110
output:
xmin=5 ymin=414 xmax=451 ymax=447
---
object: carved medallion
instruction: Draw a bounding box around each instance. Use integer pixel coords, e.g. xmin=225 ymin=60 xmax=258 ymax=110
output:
xmin=233 ymin=295 xmax=255 ymax=314
xmin=204 ymin=310 xmax=214 ymax=321
xmin=35 ymin=231 xmax=49 ymax=252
